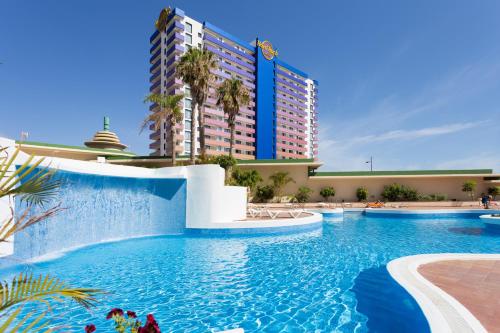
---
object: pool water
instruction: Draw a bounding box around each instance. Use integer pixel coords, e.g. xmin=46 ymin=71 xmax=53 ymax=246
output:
xmin=3 ymin=212 xmax=499 ymax=332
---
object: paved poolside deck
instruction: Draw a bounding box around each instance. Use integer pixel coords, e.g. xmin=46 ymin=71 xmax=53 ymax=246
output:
xmin=419 ymin=260 xmax=500 ymax=333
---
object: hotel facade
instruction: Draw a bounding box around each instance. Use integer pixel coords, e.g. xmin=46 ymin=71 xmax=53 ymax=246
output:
xmin=149 ymin=8 xmax=319 ymax=160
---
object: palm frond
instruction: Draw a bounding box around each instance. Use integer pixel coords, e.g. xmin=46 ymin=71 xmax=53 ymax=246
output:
xmin=0 ymin=307 xmax=58 ymax=332
xmin=0 ymin=205 xmax=64 ymax=245
xmin=0 ymin=147 xmax=60 ymax=207
xmin=0 ymin=273 xmax=103 ymax=312
xmin=141 ymin=93 xmax=184 ymax=132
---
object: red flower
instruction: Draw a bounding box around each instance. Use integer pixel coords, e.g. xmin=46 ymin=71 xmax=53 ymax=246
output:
xmin=146 ymin=314 xmax=156 ymax=324
xmin=106 ymin=308 xmax=124 ymax=319
xmin=127 ymin=310 xmax=137 ymax=318
xmin=85 ymin=324 xmax=96 ymax=333
xmin=138 ymin=314 xmax=161 ymax=333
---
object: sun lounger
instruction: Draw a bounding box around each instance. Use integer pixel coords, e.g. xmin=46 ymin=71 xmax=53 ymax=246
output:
xmin=264 ymin=209 xmax=305 ymax=219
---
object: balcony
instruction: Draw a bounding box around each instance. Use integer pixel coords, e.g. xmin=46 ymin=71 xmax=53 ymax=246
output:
xmin=203 ymin=33 xmax=254 ymax=62
xmin=276 ymin=69 xmax=307 ymax=87
xmin=205 ymin=44 xmax=255 ymax=71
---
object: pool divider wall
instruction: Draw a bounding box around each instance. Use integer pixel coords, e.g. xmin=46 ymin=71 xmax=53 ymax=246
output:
xmin=0 ymin=137 xmax=247 ymax=261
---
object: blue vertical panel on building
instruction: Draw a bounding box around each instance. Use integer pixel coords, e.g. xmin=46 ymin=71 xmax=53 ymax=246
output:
xmin=255 ymin=40 xmax=276 ymax=159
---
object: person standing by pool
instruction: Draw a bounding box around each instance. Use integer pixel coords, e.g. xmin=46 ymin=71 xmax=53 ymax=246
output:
xmin=481 ymin=193 xmax=490 ymax=209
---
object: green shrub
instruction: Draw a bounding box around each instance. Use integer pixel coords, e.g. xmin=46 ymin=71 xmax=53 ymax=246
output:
xmin=254 ymin=185 xmax=275 ymax=203
xmin=488 ymin=186 xmax=500 ymax=200
xmin=381 ymin=183 xmax=419 ymax=201
xmin=418 ymin=193 xmax=447 ymax=201
xmin=462 ymin=180 xmax=477 ymax=200
xmin=434 ymin=193 xmax=448 ymax=201
xmin=294 ymin=186 xmax=313 ymax=203
xmin=319 ymin=187 xmax=335 ymax=202
xmin=356 ymin=187 xmax=368 ymax=201
xmin=231 ymin=169 xmax=262 ymax=191
xmin=205 ymin=155 xmax=237 ymax=171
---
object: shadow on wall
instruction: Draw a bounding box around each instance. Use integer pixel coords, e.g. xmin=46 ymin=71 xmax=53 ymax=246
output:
xmin=350 ymin=265 xmax=430 ymax=333
xmin=14 ymin=169 xmax=187 ymax=260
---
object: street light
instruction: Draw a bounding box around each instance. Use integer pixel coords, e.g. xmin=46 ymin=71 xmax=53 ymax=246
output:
xmin=366 ymin=156 xmax=373 ymax=172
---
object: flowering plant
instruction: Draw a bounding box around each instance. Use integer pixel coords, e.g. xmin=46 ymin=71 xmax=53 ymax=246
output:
xmin=85 ymin=309 xmax=161 ymax=333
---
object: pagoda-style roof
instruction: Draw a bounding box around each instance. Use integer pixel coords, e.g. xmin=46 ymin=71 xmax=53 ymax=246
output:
xmin=84 ymin=116 xmax=127 ymax=151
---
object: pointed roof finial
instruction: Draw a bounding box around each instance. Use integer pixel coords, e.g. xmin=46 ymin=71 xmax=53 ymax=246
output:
xmin=103 ymin=116 xmax=110 ymax=131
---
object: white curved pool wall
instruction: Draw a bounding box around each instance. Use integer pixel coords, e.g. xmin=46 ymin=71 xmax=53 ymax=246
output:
xmin=0 ymin=138 xmax=246 ymax=260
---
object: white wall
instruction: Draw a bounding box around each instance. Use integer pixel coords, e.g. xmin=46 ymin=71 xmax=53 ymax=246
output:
xmin=185 ymin=164 xmax=247 ymax=228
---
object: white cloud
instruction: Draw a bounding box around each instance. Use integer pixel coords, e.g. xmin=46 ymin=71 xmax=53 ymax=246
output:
xmin=345 ymin=121 xmax=485 ymax=146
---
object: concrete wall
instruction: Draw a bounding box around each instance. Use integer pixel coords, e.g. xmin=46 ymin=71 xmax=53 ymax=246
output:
xmin=239 ymin=164 xmax=493 ymax=202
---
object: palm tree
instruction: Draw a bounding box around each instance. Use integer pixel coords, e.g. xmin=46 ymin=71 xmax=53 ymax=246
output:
xmin=176 ymin=48 xmax=217 ymax=164
xmin=216 ymin=77 xmax=250 ymax=157
xmin=269 ymin=171 xmax=295 ymax=199
xmin=142 ymin=94 xmax=184 ymax=165
xmin=0 ymin=146 xmax=102 ymax=330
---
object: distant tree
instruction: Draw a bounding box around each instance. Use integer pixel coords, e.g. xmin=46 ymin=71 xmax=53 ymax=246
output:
xmin=462 ymin=180 xmax=477 ymax=201
xmin=269 ymin=171 xmax=295 ymax=198
xmin=216 ymin=77 xmax=250 ymax=157
xmin=488 ymin=186 xmax=500 ymax=200
xmin=142 ymin=93 xmax=184 ymax=165
xmin=356 ymin=187 xmax=368 ymax=202
xmin=319 ymin=187 xmax=335 ymax=202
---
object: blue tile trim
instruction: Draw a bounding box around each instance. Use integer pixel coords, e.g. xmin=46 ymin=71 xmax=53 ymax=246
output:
xmin=365 ymin=210 xmax=500 ymax=219
xmin=185 ymin=221 xmax=322 ymax=236
xmin=204 ymin=21 xmax=255 ymax=52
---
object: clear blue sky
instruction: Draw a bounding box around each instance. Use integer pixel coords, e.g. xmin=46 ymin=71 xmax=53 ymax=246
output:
xmin=1 ymin=0 xmax=499 ymax=171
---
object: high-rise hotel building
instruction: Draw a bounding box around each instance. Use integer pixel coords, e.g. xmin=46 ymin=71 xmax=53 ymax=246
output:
xmin=149 ymin=8 xmax=318 ymax=159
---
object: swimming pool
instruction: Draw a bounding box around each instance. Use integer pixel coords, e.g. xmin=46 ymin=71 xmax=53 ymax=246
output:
xmin=2 ymin=212 xmax=499 ymax=332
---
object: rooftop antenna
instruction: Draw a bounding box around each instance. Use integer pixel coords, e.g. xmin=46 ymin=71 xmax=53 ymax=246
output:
xmin=366 ymin=156 xmax=373 ymax=172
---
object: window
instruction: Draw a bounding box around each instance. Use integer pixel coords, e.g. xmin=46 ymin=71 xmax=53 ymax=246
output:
xmin=198 ymin=32 xmax=202 ymax=38
xmin=185 ymin=22 xmax=192 ymax=33
xmin=185 ymin=110 xmax=192 ymax=120
xmin=185 ymin=33 xmax=192 ymax=44
xmin=185 ymin=87 xmax=191 ymax=97
xmin=184 ymin=99 xmax=192 ymax=109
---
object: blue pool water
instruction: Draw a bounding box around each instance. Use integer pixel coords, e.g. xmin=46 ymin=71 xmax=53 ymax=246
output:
xmin=3 ymin=213 xmax=500 ymax=332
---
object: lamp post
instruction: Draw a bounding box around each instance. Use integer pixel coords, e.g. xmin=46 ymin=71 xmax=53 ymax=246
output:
xmin=366 ymin=156 xmax=373 ymax=172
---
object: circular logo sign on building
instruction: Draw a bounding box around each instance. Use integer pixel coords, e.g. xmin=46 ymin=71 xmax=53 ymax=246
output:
xmin=258 ymin=40 xmax=278 ymax=61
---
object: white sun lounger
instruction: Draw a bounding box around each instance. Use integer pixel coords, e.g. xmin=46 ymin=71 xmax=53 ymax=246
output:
xmin=264 ymin=209 xmax=305 ymax=219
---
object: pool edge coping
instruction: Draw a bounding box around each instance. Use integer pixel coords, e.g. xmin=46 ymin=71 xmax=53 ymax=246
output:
xmin=387 ymin=253 xmax=500 ymax=333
